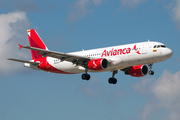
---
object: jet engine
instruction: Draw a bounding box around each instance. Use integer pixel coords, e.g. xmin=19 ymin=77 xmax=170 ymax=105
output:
xmin=128 ymin=65 xmax=148 ymax=77
xmin=88 ymin=58 xmax=108 ymax=71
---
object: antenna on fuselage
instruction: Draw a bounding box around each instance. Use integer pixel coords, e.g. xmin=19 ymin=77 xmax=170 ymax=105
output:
xmin=148 ymin=39 xmax=150 ymax=42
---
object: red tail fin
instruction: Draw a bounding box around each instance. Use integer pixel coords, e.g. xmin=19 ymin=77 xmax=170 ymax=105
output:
xmin=27 ymin=29 xmax=48 ymax=60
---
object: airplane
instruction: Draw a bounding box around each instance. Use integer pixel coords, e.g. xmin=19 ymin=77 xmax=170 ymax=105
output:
xmin=8 ymin=29 xmax=173 ymax=84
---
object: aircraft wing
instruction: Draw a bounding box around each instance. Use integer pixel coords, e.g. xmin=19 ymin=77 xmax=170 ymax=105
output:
xmin=20 ymin=45 xmax=91 ymax=67
xmin=8 ymin=58 xmax=40 ymax=66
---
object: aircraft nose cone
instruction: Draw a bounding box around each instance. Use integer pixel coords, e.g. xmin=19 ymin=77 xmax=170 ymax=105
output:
xmin=165 ymin=48 xmax=173 ymax=58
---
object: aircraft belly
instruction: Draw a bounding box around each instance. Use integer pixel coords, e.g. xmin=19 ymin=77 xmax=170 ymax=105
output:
xmin=53 ymin=62 xmax=82 ymax=73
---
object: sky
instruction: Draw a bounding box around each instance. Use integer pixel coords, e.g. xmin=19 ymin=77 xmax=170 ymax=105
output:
xmin=0 ymin=0 xmax=180 ymax=120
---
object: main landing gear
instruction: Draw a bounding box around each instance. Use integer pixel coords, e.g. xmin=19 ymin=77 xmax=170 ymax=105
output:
xmin=81 ymin=69 xmax=90 ymax=80
xmin=81 ymin=69 xmax=118 ymax=84
xmin=148 ymin=63 xmax=154 ymax=75
xmin=108 ymin=70 xmax=118 ymax=84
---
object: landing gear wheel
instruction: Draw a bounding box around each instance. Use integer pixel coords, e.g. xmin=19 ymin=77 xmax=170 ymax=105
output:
xmin=113 ymin=78 xmax=117 ymax=84
xmin=81 ymin=74 xmax=86 ymax=80
xmin=149 ymin=71 xmax=154 ymax=75
xmin=108 ymin=78 xmax=113 ymax=84
xmin=81 ymin=74 xmax=90 ymax=80
xmin=86 ymin=74 xmax=90 ymax=80
xmin=108 ymin=78 xmax=117 ymax=84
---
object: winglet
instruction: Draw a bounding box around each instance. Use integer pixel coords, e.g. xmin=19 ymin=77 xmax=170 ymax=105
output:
xmin=19 ymin=44 xmax=23 ymax=49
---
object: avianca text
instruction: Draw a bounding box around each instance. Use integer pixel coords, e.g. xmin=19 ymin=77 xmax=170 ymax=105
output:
xmin=101 ymin=47 xmax=131 ymax=57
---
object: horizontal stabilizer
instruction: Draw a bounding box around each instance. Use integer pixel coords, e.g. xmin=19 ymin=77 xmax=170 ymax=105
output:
xmin=8 ymin=58 xmax=39 ymax=66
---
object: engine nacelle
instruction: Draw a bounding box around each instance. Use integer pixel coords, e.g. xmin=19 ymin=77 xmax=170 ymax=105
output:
xmin=128 ymin=65 xmax=148 ymax=77
xmin=88 ymin=58 xmax=108 ymax=71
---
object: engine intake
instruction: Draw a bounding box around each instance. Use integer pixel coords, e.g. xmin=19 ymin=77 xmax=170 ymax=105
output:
xmin=128 ymin=65 xmax=148 ymax=77
xmin=88 ymin=58 xmax=108 ymax=71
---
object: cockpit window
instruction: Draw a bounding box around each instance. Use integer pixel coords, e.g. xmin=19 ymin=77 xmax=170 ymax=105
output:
xmin=161 ymin=45 xmax=166 ymax=48
xmin=153 ymin=45 xmax=166 ymax=48
xmin=157 ymin=45 xmax=161 ymax=48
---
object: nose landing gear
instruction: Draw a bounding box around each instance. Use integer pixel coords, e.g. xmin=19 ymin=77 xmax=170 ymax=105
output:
xmin=148 ymin=63 xmax=154 ymax=75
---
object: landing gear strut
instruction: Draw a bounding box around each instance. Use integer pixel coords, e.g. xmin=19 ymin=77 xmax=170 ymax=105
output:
xmin=148 ymin=63 xmax=154 ymax=75
xmin=81 ymin=69 xmax=90 ymax=80
xmin=108 ymin=70 xmax=118 ymax=84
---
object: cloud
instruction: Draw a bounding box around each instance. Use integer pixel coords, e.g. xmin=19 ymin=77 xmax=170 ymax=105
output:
xmin=140 ymin=100 xmax=160 ymax=120
xmin=0 ymin=11 xmax=31 ymax=76
xmin=163 ymin=0 xmax=180 ymax=26
xmin=67 ymin=0 xmax=105 ymax=22
xmin=172 ymin=0 xmax=180 ymax=25
xmin=120 ymin=0 xmax=147 ymax=7
xmin=67 ymin=0 xmax=91 ymax=22
xmin=118 ymin=0 xmax=180 ymax=27
xmin=151 ymin=70 xmax=180 ymax=120
xmin=132 ymin=77 xmax=155 ymax=95
xmin=134 ymin=70 xmax=180 ymax=120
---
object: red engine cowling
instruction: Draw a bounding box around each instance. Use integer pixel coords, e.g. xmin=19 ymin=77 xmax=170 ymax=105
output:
xmin=129 ymin=65 xmax=148 ymax=77
xmin=88 ymin=58 xmax=108 ymax=71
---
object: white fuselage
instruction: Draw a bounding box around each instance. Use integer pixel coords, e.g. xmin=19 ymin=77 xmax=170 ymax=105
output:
xmin=38 ymin=41 xmax=173 ymax=74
